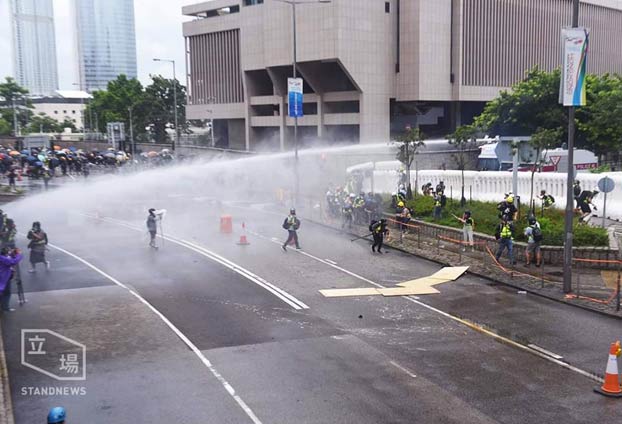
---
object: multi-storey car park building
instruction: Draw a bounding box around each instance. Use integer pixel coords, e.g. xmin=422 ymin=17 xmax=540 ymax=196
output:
xmin=182 ymin=0 xmax=622 ymax=151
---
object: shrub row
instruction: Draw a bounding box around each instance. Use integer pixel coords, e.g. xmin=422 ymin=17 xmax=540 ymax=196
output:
xmin=387 ymin=195 xmax=609 ymax=247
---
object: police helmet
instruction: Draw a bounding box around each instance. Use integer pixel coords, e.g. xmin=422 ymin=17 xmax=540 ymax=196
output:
xmin=290 ymin=208 xmax=296 ymax=215
xmin=528 ymin=217 xmax=537 ymax=225
xmin=48 ymin=406 xmax=66 ymax=423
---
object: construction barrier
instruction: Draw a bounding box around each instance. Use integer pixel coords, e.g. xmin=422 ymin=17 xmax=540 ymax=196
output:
xmin=220 ymin=215 xmax=233 ymax=234
xmin=594 ymin=341 xmax=622 ymax=397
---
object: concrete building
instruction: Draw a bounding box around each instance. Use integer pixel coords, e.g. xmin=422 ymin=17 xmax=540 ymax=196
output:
xmin=30 ymin=91 xmax=91 ymax=130
xmin=74 ymin=0 xmax=138 ymax=92
xmin=182 ymin=0 xmax=622 ymax=151
xmin=10 ymin=0 xmax=59 ymax=96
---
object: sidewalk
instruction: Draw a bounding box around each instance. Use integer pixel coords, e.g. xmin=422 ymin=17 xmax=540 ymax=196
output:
xmin=315 ymin=216 xmax=622 ymax=319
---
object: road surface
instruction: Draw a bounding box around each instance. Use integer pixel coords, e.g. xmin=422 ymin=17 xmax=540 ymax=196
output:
xmin=3 ymin=201 xmax=622 ymax=423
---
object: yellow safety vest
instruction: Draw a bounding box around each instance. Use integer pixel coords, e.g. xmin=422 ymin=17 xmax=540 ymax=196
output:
xmin=500 ymin=224 xmax=512 ymax=239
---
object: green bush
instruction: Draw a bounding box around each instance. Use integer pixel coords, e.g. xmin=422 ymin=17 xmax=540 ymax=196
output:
xmin=394 ymin=196 xmax=609 ymax=247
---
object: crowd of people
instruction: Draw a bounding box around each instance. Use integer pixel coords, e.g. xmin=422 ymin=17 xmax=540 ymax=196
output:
xmin=0 ymin=144 xmax=178 ymax=191
xmin=325 ymin=186 xmax=384 ymax=230
xmin=0 ymin=209 xmax=51 ymax=312
xmin=322 ymin=176 xmax=604 ymax=268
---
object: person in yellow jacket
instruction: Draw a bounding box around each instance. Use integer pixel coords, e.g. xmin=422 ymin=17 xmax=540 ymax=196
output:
xmin=494 ymin=216 xmax=515 ymax=264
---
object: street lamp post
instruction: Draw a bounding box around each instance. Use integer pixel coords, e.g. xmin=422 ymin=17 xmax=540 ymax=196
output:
xmin=562 ymin=0 xmax=580 ymax=294
xmin=207 ymin=96 xmax=216 ymax=147
xmin=128 ymin=106 xmax=135 ymax=157
xmin=274 ymin=0 xmax=331 ymax=205
xmin=153 ymin=58 xmax=179 ymax=151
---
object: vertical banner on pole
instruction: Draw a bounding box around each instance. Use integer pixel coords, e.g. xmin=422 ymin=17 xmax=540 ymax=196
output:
xmin=288 ymin=78 xmax=304 ymax=118
xmin=560 ymin=27 xmax=589 ymax=107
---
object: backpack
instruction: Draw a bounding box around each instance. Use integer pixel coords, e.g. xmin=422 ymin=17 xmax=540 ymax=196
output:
xmin=440 ymin=195 xmax=447 ymax=207
xmin=369 ymin=220 xmax=377 ymax=232
xmin=282 ymin=218 xmax=289 ymax=230
xmin=532 ymin=226 xmax=543 ymax=242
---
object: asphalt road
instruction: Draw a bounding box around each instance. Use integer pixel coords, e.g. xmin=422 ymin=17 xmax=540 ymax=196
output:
xmin=2 ymin=200 xmax=622 ymax=423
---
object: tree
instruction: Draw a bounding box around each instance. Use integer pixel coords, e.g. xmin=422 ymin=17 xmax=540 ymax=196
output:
xmin=576 ymin=73 xmax=622 ymax=157
xmin=473 ymin=68 xmax=566 ymax=137
xmin=26 ymin=113 xmax=61 ymax=134
xmin=0 ymin=117 xmax=11 ymax=136
xmin=86 ymin=74 xmax=148 ymax=140
xmin=144 ymin=75 xmax=187 ymax=143
xmin=472 ymin=68 xmax=622 ymax=159
xmin=59 ymin=117 xmax=77 ymax=132
xmin=448 ymin=124 xmax=477 ymax=207
xmin=528 ymin=127 xmax=562 ymax=213
xmin=396 ymin=125 xmax=425 ymax=199
xmin=0 ymin=77 xmax=33 ymax=135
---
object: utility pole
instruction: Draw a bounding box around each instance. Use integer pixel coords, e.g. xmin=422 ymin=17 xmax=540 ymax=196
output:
xmin=293 ymin=0 xmax=299 ymax=205
xmin=153 ymin=58 xmax=178 ymax=151
xmin=128 ymin=106 xmax=135 ymax=157
xmin=563 ymin=0 xmax=580 ymax=294
xmin=12 ymin=99 xmax=18 ymax=137
xmin=275 ymin=0 xmax=331 ymax=206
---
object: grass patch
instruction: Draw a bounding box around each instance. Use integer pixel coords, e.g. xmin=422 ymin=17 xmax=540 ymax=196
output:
xmin=387 ymin=195 xmax=609 ymax=247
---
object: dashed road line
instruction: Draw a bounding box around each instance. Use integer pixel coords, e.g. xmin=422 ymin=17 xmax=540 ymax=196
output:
xmin=389 ymin=361 xmax=417 ymax=379
xmin=47 ymin=242 xmax=264 ymax=424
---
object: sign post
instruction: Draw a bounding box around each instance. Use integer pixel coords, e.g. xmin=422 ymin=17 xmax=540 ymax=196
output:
xmin=560 ymin=1 xmax=588 ymax=294
xmin=597 ymin=177 xmax=615 ymax=228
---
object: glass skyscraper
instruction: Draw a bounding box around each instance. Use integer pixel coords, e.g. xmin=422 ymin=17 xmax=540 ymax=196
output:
xmin=11 ymin=0 xmax=59 ymax=96
xmin=74 ymin=0 xmax=137 ymax=92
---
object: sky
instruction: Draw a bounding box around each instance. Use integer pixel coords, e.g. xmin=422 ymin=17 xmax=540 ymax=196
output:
xmin=0 ymin=0 xmax=196 ymax=90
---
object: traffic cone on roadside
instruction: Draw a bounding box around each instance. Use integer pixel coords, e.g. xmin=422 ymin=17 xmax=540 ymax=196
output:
xmin=594 ymin=341 xmax=622 ymax=397
xmin=237 ymin=222 xmax=250 ymax=246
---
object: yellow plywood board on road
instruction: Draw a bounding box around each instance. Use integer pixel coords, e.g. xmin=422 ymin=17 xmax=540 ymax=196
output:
xmin=429 ymin=266 xmax=470 ymax=281
xmin=319 ymin=288 xmax=381 ymax=297
xmin=378 ymin=286 xmax=440 ymax=296
xmin=397 ymin=277 xmax=452 ymax=288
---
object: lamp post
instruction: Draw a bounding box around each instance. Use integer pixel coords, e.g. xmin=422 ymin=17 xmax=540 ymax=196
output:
xmin=562 ymin=0 xmax=580 ymax=294
xmin=273 ymin=0 xmax=331 ymax=205
xmin=153 ymin=58 xmax=178 ymax=151
xmin=128 ymin=106 xmax=135 ymax=157
xmin=207 ymin=96 xmax=216 ymax=147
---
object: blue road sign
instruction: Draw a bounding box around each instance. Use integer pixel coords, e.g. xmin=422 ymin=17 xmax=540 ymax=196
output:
xmin=288 ymin=78 xmax=303 ymax=118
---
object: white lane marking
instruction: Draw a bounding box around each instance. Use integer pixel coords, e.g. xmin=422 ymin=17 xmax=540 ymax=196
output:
xmin=527 ymin=344 xmax=564 ymax=360
xmin=324 ymin=259 xmax=338 ymax=265
xmin=248 ymin=229 xmax=604 ymax=384
xmin=82 ymin=214 xmax=309 ymax=310
xmin=47 ymin=242 xmax=263 ymax=424
xmin=389 ymin=361 xmax=417 ymax=379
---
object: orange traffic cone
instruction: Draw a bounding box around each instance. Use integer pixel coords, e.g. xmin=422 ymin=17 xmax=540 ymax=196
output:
xmin=594 ymin=341 xmax=622 ymax=397
xmin=237 ymin=222 xmax=250 ymax=246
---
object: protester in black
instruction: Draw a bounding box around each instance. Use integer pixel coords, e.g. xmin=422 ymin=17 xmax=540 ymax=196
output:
xmin=370 ymin=219 xmax=389 ymax=254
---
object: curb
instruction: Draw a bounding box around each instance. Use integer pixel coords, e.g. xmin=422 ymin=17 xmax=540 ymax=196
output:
xmin=0 ymin=319 xmax=15 ymax=424
xmin=308 ymin=217 xmax=622 ymax=321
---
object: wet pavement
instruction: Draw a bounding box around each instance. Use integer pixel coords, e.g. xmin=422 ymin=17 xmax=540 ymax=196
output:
xmin=1 ymin=201 xmax=622 ymax=423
